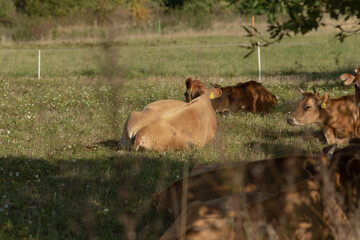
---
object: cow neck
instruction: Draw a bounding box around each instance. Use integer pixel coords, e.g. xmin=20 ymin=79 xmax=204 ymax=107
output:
xmin=188 ymin=93 xmax=212 ymax=106
xmin=159 ymin=93 xmax=212 ymax=118
xmin=317 ymin=99 xmax=332 ymax=125
xmin=355 ymin=84 xmax=360 ymax=108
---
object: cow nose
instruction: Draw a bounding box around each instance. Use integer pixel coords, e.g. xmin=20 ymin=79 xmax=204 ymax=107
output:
xmin=287 ymin=117 xmax=295 ymax=125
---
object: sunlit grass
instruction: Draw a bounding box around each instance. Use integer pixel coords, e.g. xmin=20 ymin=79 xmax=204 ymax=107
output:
xmin=0 ymin=34 xmax=359 ymax=78
xmin=1 ymin=32 xmax=360 ymax=238
xmin=0 ymin=74 xmax=352 ymax=238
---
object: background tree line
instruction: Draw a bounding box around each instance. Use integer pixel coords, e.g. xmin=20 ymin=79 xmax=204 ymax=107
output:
xmin=0 ymin=0 xmax=359 ymax=42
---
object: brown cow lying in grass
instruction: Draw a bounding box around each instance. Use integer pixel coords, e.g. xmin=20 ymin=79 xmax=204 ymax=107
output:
xmin=287 ymin=88 xmax=358 ymax=144
xmin=152 ymin=154 xmax=329 ymax=217
xmin=119 ymin=78 xmax=222 ymax=151
xmin=158 ymin=142 xmax=360 ymax=240
xmin=185 ymin=79 xmax=277 ymax=114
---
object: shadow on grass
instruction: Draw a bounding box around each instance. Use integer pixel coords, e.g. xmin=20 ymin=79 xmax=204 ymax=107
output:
xmin=286 ymin=129 xmax=326 ymax=142
xmin=97 ymin=139 xmax=119 ymax=150
xmin=251 ymin=66 xmax=356 ymax=81
xmin=247 ymin=136 xmax=324 ymax=157
xmin=262 ymin=125 xmax=325 ymax=143
xmin=0 ymin=153 xmax=184 ymax=239
xmin=244 ymin=122 xmax=325 ymax=157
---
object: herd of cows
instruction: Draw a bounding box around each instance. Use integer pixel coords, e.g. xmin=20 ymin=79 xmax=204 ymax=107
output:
xmin=119 ymin=66 xmax=360 ymax=239
xmin=121 ymin=66 xmax=360 ymax=150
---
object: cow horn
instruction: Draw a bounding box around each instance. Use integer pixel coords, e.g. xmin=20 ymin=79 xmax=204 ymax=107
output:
xmin=326 ymin=144 xmax=337 ymax=161
xmin=297 ymin=87 xmax=305 ymax=95
xmin=312 ymin=87 xmax=317 ymax=94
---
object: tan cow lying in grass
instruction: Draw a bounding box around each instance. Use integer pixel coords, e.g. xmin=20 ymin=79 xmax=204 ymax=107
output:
xmin=152 ymin=154 xmax=328 ymax=217
xmin=119 ymin=99 xmax=186 ymax=150
xmin=159 ymin=142 xmax=360 ymax=240
xmin=119 ymin=78 xmax=222 ymax=151
xmin=287 ymin=88 xmax=358 ymax=144
xmin=185 ymin=79 xmax=277 ymax=113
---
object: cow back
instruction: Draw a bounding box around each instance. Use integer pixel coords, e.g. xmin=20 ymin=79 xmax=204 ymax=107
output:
xmin=133 ymin=93 xmax=217 ymax=151
xmin=119 ymin=100 xmax=186 ymax=149
xmin=152 ymin=154 xmax=328 ymax=217
xmin=213 ymin=80 xmax=277 ymax=113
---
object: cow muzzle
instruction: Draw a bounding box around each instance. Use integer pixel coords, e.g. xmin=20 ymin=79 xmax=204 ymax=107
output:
xmin=287 ymin=117 xmax=298 ymax=126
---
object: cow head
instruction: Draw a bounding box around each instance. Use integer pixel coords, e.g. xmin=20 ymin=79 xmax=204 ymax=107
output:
xmin=287 ymin=88 xmax=329 ymax=126
xmin=184 ymin=78 xmax=222 ymax=103
xmin=340 ymin=65 xmax=360 ymax=107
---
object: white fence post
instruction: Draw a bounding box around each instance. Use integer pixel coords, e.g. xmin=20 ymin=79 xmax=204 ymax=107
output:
xmin=257 ymin=42 xmax=261 ymax=82
xmin=38 ymin=49 xmax=41 ymax=80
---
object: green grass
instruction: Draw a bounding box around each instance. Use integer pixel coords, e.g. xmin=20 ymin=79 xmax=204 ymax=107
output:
xmin=1 ymin=33 xmax=360 ymax=239
xmin=1 ymin=33 xmax=360 ymax=79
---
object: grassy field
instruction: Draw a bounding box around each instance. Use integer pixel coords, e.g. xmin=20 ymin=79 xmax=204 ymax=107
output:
xmin=1 ymin=32 xmax=360 ymax=239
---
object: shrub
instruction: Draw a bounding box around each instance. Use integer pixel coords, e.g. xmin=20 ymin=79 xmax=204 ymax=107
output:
xmin=0 ymin=0 xmax=15 ymax=25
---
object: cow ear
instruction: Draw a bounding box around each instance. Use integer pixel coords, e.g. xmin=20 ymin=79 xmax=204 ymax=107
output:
xmin=185 ymin=78 xmax=193 ymax=89
xmin=303 ymin=158 xmax=319 ymax=176
xmin=318 ymin=93 xmax=329 ymax=108
xmin=346 ymin=159 xmax=360 ymax=179
xmin=210 ymin=88 xmax=222 ymax=99
xmin=340 ymin=73 xmax=355 ymax=85
xmin=303 ymin=158 xmax=329 ymax=176
xmin=322 ymin=93 xmax=330 ymax=102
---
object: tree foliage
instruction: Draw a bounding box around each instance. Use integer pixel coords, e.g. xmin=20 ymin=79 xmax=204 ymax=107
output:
xmin=229 ymin=0 xmax=360 ymax=42
xmin=1 ymin=0 xmax=359 ymax=42
xmin=0 ymin=0 xmax=15 ymax=25
xmin=12 ymin=0 xmax=126 ymax=20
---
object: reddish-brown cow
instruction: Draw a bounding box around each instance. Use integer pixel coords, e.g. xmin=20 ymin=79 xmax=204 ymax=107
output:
xmin=185 ymin=79 xmax=277 ymax=113
xmin=159 ymin=142 xmax=360 ymax=240
xmin=152 ymin=154 xmax=328 ymax=218
xmin=287 ymin=88 xmax=358 ymax=144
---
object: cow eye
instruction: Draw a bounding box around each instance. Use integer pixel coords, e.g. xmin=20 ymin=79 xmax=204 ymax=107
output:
xmin=304 ymin=105 xmax=311 ymax=111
